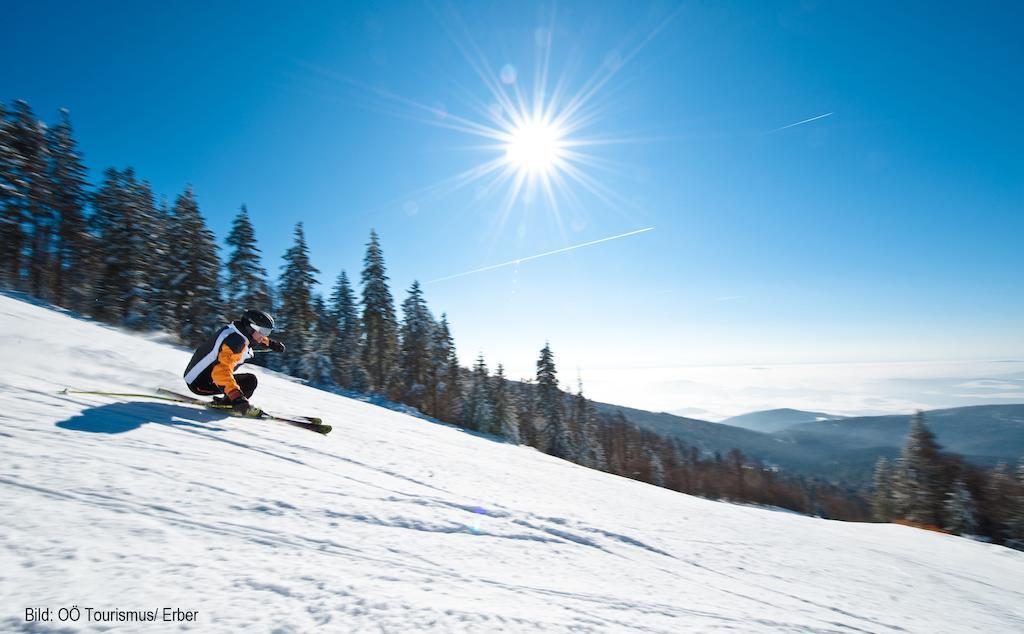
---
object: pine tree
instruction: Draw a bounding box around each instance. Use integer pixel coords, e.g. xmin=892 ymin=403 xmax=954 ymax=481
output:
xmin=429 ymin=314 xmax=460 ymax=421
xmin=987 ymin=461 xmax=1015 ymax=543
xmin=536 ymin=343 xmax=570 ymax=458
xmin=647 ymin=448 xmax=666 ymax=487
xmin=165 ymin=186 xmax=223 ymax=344
xmin=0 ymin=102 xmax=23 ymax=287
xmin=328 ymin=270 xmax=367 ymax=390
xmin=360 ymin=230 xmax=399 ymax=395
xmin=943 ymin=477 xmax=978 ymax=535
xmin=225 ymin=205 xmax=272 ymax=311
xmin=668 ymin=441 xmax=693 ymax=494
xmin=47 ymin=108 xmax=90 ymax=309
xmin=570 ymin=379 xmax=606 ymax=469
xmin=491 ymin=364 xmax=519 ymax=443
xmin=515 ymin=380 xmax=540 ymax=448
xmin=871 ymin=457 xmax=895 ymax=522
xmin=726 ymin=448 xmax=747 ymax=500
xmin=398 ymin=281 xmax=435 ymax=410
xmin=277 ymin=223 xmax=321 ymax=377
xmin=91 ymin=169 xmax=163 ymax=326
xmin=1009 ymin=460 xmax=1024 ymax=547
xmin=10 ymin=101 xmax=53 ymax=296
xmin=129 ymin=178 xmax=167 ymax=327
xmin=88 ymin=168 xmax=122 ymax=321
xmin=311 ymin=293 xmax=329 ymax=335
xmin=145 ymin=197 xmax=178 ymax=331
xmin=893 ymin=411 xmax=945 ymax=526
xmin=295 ymin=294 xmax=334 ymax=386
xmin=444 ymin=341 xmax=462 ymax=419
xmin=463 ymin=354 xmax=493 ymax=432
xmin=603 ymin=411 xmax=641 ymax=480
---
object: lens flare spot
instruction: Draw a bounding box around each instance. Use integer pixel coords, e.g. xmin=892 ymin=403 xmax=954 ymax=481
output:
xmin=500 ymin=64 xmax=517 ymax=84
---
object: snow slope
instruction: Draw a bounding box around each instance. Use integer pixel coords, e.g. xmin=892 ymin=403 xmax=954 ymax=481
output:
xmin=1 ymin=293 xmax=1022 ymax=633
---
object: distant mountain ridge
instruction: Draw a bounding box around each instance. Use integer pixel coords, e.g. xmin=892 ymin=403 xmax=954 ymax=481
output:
xmin=777 ymin=405 xmax=1024 ymax=460
xmin=592 ymin=401 xmax=1024 ymax=486
xmin=718 ymin=408 xmax=844 ymax=433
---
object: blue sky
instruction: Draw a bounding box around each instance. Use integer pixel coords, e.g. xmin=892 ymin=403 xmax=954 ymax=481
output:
xmin=5 ymin=1 xmax=1022 ymax=413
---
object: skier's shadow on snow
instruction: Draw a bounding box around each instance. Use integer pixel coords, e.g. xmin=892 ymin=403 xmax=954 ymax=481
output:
xmin=56 ymin=402 xmax=230 ymax=434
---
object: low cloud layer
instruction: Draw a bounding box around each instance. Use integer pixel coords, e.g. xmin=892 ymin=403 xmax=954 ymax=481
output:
xmin=584 ymin=359 xmax=1024 ymax=421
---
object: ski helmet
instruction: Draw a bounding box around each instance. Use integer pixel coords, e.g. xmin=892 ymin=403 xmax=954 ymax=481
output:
xmin=240 ymin=309 xmax=275 ymax=337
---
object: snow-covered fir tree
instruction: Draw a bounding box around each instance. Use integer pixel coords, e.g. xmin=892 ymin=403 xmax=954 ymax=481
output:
xmin=47 ymin=108 xmax=90 ymax=310
xmin=0 ymin=103 xmax=22 ymax=287
xmin=463 ymin=354 xmax=493 ymax=432
xmin=313 ymin=294 xmax=333 ymax=336
xmin=871 ymin=457 xmax=895 ymax=522
xmin=360 ymin=229 xmax=399 ymax=396
xmin=225 ymin=205 xmax=272 ymax=312
xmin=893 ymin=411 xmax=945 ymax=526
xmin=9 ymin=101 xmax=53 ymax=297
xmin=491 ymin=364 xmax=519 ymax=443
xmin=647 ymin=448 xmax=666 ymax=487
xmin=598 ymin=411 xmax=637 ymax=482
xmin=428 ymin=314 xmax=460 ymax=421
xmin=986 ymin=461 xmax=1015 ymax=543
xmin=398 ymin=281 xmax=435 ymax=410
xmin=145 ymin=196 xmax=178 ymax=331
xmin=536 ymin=343 xmax=571 ymax=458
xmin=127 ymin=178 xmax=167 ymax=328
xmin=514 ymin=379 xmax=539 ymax=448
xmin=1010 ymin=460 xmax=1024 ymax=546
xmin=87 ymin=168 xmax=122 ymax=321
xmin=943 ymin=477 xmax=978 ymax=535
xmin=276 ymin=223 xmax=321 ymax=378
xmin=570 ymin=380 xmax=606 ymax=470
xmin=294 ymin=294 xmax=335 ymax=386
xmin=91 ymin=169 xmax=165 ymax=328
xmin=165 ymin=186 xmax=222 ymax=345
xmin=328 ymin=270 xmax=367 ymax=390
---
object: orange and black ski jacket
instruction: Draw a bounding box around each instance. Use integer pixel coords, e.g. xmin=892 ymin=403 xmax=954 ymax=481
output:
xmin=183 ymin=322 xmax=269 ymax=396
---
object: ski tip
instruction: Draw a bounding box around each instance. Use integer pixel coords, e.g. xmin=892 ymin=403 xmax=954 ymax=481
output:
xmin=317 ymin=425 xmax=333 ymax=435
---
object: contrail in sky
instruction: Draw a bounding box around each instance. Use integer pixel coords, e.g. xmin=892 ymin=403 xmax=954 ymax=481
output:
xmin=426 ymin=227 xmax=656 ymax=284
xmin=766 ymin=111 xmax=833 ymax=134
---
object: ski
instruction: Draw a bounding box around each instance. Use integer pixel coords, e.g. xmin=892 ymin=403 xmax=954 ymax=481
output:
xmin=155 ymin=389 xmax=329 ymax=432
xmin=153 ymin=389 xmax=331 ymax=434
xmin=157 ymin=389 xmax=323 ymax=423
xmin=60 ymin=388 xmax=192 ymax=404
xmin=60 ymin=388 xmax=332 ymax=435
xmin=245 ymin=409 xmax=332 ymax=435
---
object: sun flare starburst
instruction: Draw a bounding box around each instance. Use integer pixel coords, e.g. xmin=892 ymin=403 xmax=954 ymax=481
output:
xmin=305 ymin=5 xmax=682 ymax=245
xmin=503 ymin=118 xmax=565 ymax=175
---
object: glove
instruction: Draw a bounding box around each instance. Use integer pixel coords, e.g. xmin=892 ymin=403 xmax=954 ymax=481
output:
xmin=268 ymin=339 xmax=286 ymax=353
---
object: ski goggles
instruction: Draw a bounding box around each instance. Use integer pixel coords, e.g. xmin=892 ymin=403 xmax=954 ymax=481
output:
xmin=253 ymin=324 xmax=273 ymax=337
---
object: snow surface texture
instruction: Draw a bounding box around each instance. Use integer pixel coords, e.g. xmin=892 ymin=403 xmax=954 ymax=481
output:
xmin=1 ymin=293 xmax=1022 ymax=633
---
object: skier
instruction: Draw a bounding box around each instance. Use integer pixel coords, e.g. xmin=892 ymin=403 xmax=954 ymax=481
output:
xmin=183 ymin=309 xmax=286 ymax=415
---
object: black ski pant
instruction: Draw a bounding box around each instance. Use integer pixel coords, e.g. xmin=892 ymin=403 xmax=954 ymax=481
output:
xmin=188 ymin=373 xmax=258 ymax=399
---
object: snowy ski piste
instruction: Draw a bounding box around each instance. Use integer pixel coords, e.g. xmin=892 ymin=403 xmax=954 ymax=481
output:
xmin=1 ymin=293 xmax=1022 ymax=633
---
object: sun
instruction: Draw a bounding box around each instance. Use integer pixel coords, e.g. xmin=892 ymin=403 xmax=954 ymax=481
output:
xmin=325 ymin=5 xmax=682 ymax=221
xmin=503 ymin=118 xmax=565 ymax=175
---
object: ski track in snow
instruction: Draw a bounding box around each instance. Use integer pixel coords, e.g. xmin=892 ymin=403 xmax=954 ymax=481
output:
xmin=1 ymin=294 xmax=1023 ymax=633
